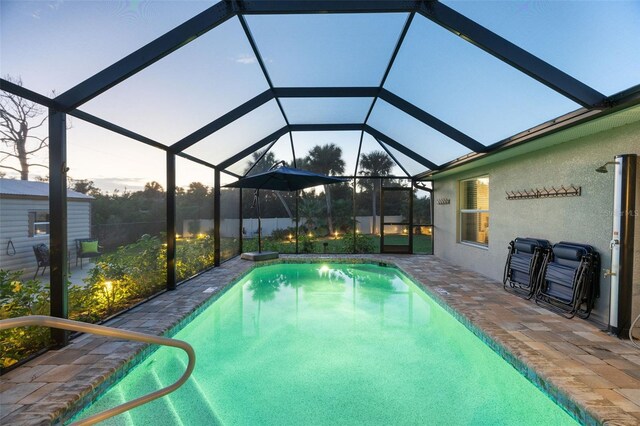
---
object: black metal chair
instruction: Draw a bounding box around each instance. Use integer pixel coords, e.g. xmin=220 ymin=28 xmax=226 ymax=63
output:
xmin=75 ymin=238 xmax=101 ymax=268
xmin=32 ymin=244 xmax=50 ymax=278
xmin=535 ymin=242 xmax=599 ymax=319
xmin=503 ymin=237 xmax=551 ymax=299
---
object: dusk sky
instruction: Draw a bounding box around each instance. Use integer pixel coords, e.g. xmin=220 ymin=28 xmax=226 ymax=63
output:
xmin=1 ymin=0 xmax=639 ymax=191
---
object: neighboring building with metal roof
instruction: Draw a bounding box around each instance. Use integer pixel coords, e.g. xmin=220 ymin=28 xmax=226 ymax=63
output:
xmin=0 ymin=179 xmax=93 ymax=200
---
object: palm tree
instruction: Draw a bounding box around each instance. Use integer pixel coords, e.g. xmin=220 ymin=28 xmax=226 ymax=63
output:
xmin=304 ymin=144 xmax=345 ymax=235
xmin=298 ymin=189 xmax=323 ymax=231
xmin=359 ymin=151 xmax=394 ymax=234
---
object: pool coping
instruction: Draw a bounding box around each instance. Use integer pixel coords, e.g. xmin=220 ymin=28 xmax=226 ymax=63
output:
xmin=2 ymin=254 xmax=639 ymax=425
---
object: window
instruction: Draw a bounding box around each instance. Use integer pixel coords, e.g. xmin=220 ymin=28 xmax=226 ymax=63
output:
xmin=459 ymin=177 xmax=489 ymax=246
xmin=28 ymin=211 xmax=50 ymax=237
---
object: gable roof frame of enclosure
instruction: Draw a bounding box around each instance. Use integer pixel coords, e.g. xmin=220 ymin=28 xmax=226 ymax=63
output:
xmin=168 ymin=85 xmax=478 ymax=174
xmin=32 ymin=0 xmax=616 ymax=181
xmin=1 ymin=0 xmax=635 ymax=185
xmin=2 ymin=0 xmax=637 ymax=185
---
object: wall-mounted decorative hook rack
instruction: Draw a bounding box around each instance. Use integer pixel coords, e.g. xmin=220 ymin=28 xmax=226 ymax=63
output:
xmin=505 ymin=184 xmax=581 ymax=200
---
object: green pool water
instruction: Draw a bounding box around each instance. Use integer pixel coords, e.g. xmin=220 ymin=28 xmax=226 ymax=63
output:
xmin=74 ymin=263 xmax=578 ymax=425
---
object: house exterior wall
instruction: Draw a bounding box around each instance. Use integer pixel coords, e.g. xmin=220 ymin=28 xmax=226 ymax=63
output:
xmin=0 ymin=197 xmax=91 ymax=279
xmin=434 ymin=119 xmax=640 ymax=325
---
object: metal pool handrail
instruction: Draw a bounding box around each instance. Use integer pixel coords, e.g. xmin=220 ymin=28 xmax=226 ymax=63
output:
xmin=0 ymin=315 xmax=196 ymax=426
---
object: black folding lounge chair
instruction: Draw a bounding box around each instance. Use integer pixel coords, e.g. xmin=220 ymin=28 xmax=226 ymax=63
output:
xmin=558 ymin=241 xmax=600 ymax=300
xmin=503 ymin=237 xmax=551 ymax=299
xmin=535 ymin=242 xmax=600 ymax=319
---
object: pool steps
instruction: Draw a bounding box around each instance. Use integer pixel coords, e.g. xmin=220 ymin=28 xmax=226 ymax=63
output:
xmin=150 ymin=368 xmax=185 ymax=426
xmin=117 ymin=388 xmax=134 ymax=425
xmin=160 ymin=357 xmax=222 ymax=425
xmin=0 ymin=315 xmax=196 ymax=426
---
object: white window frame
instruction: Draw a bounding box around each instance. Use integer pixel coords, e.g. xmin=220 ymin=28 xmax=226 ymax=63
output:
xmin=29 ymin=210 xmax=50 ymax=237
xmin=459 ymin=176 xmax=489 ymax=247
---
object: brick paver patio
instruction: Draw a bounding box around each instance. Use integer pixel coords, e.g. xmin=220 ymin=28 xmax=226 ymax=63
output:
xmin=1 ymin=255 xmax=639 ymax=425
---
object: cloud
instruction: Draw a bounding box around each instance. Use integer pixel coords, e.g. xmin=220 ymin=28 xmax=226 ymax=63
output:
xmin=48 ymin=1 xmax=63 ymax=10
xmin=91 ymin=177 xmax=148 ymax=193
xmin=234 ymin=54 xmax=257 ymax=65
xmin=31 ymin=1 xmax=62 ymax=19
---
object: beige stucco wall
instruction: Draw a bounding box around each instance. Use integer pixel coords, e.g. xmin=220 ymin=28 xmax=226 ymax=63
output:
xmin=434 ymin=118 xmax=640 ymax=325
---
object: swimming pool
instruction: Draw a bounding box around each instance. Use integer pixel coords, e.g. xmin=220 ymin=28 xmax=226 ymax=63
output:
xmin=74 ymin=263 xmax=578 ymax=425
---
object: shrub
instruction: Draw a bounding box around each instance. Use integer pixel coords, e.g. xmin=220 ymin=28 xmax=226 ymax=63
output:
xmin=187 ymin=220 xmax=200 ymax=237
xmin=299 ymin=234 xmax=315 ymax=253
xmin=340 ymin=233 xmax=377 ymax=253
xmin=176 ymin=235 xmax=215 ymax=280
xmin=85 ymin=234 xmax=165 ymax=317
xmin=242 ymin=237 xmax=293 ymax=253
xmin=0 ymin=270 xmax=51 ymax=369
xmin=1 ymin=234 xmax=224 ymax=369
xmin=270 ymin=227 xmax=296 ymax=241
xmin=220 ymin=237 xmax=240 ymax=260
xmin=315 ymin=226 xmax=328 ymax=237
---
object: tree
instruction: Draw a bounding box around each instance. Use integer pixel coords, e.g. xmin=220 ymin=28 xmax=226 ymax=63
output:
xmin=304 ymin=144 xmax=345 ymax=234
xmin=186 ymin=181 xmax=209 ymax=198
xmin=175 ymin=182 xmax=212 ymax=235
xmin=245 ymin=150 xmax=278 ymax=176
xmin=0 ymin=77 xmax=49 ymax=180
xmin=298 ymin=190 xmax=324 ymax=231
xmin=359 ymin=151 xmax=394 ymax=234
xmin=142 ymin=181 xmax=165 ymax=199
xmin=184 ymin=182 xmax=212 ymax=218
xmin=413 ymin=192 xmax=432 ymax=226
xmin=69 ymin=178 xmax=99 ymax=196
